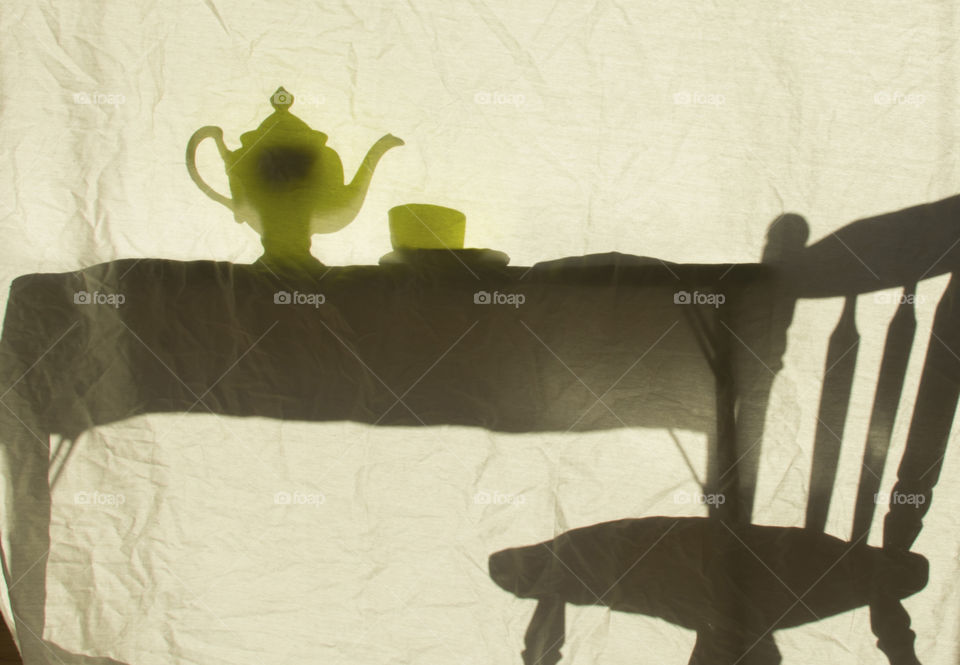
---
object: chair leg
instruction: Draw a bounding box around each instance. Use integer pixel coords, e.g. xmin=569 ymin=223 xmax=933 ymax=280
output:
xmin=870 ymin=598 xmax=922 ymax=665
xmin=521 ymin=598 xmax=564 ymax=665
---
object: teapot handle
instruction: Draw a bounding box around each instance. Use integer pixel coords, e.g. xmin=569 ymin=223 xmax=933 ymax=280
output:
xmin=186 ymin=126 xmax=234 ymax=212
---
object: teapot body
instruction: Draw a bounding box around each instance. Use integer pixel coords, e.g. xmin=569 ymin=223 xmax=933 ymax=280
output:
xmin=222 ymin=135 xmax=347 ymax=236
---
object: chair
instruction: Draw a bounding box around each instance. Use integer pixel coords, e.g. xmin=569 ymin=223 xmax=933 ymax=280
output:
xmin=489 ymin=202 xmax=960 ymax=665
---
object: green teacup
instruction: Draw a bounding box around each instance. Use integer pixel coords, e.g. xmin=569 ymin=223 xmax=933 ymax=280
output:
xmin=389 ymin=203 xmax=466 ymax=250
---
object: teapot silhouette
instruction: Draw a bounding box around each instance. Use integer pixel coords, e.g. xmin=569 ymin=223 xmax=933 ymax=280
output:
xmin=187 ymin=87 xmax=404 ymax=268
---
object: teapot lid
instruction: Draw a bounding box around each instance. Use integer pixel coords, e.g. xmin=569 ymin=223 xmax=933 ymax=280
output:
xmin=238 ymin=87 xmax=327 ymax=147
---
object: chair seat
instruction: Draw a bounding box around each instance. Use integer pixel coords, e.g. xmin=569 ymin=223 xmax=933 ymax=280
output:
xmin=489 ymin=516 xmax=928 ymax=633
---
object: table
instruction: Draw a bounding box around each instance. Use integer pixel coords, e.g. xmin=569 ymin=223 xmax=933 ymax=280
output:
xmin=0 ymin=252 xmax=772 ymax=664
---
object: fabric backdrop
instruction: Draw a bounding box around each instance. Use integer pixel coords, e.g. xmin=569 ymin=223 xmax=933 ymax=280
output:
xmin=0 ymin=1 xmax=958 ymax=663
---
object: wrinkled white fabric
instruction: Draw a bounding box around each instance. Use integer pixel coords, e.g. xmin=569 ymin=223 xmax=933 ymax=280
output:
xmin=0 ymin=1 xmax=958 ymax=664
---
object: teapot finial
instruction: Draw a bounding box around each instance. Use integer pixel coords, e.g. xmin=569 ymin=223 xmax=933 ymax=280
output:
xmin=270 ymin=86 xmax=294 ymax=112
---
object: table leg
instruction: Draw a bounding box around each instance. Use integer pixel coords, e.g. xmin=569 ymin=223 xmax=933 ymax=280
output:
xmin=0 ymin=378 xmax=127 ymax=665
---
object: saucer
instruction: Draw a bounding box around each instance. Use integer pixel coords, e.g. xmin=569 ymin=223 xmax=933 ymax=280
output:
xmin=378 ymin=248 xmax=510 ymax=267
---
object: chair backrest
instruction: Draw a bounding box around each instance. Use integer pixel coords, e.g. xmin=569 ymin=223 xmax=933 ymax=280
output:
xmin=803 ymin=276 xmax=959 ymax=551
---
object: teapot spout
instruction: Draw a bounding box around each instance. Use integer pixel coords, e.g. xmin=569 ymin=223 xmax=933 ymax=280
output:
xmin=344 ymin=134 xmax=404 ymax=206
xmin=308 ymin=133 xmax=403 ymax=235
